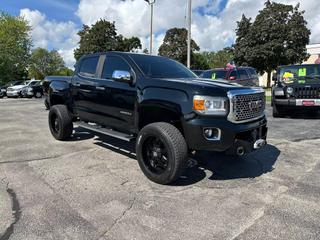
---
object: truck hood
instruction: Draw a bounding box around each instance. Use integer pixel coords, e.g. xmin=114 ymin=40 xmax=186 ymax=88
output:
xmin=156 ymin=77 xmax=246 ymax=91
xmin=188 ymin=78 xmax=243 ymax=89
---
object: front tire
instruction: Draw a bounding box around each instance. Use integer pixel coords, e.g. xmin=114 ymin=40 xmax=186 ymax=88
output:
xmin=136 ymin=122 xmax=188 ymax=185
xmin=272 ymin=104 xmax=286 ymax=118
xmin=35 ymin=91 xmax=43 ymax=98
xmin=49 ymin=105 xmax=73 ymax=140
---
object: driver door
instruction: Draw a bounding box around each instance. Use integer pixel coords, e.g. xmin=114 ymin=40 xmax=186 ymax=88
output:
xmin=94 ymin=55 xmax=136 ymax=133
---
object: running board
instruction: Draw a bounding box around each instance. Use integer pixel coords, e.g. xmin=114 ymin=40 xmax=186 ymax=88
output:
xmin=76 ymin=121 xmax=135 ymax=142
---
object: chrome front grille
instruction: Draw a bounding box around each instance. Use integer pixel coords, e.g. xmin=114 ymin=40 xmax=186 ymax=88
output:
xmin=228 ymin=89 xmax=265 ymax=123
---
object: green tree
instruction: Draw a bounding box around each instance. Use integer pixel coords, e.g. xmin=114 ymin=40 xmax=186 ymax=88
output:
xmin=158 ymin=28 xmax=200 ymax=66
xmin=74 ymin=20 xmax=142 ymax=60
xmin=55 ymin=67 xmax=74 ymax=76
xmin=0 ymin=12 xmax=32 ymax=84
xmin=201 ymin=48 xmax=234 ymax=69
xmin=234 ymin=1 xmax=310 ymax=87
xmin=191 ymin=53 xmax=210 ymax=70
xmin=29 ymin=48 xmax=65 ymax=79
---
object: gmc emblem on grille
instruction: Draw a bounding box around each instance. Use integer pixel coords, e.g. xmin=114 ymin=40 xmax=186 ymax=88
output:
xmin=248 ymin=100 xmax=263 ymax=110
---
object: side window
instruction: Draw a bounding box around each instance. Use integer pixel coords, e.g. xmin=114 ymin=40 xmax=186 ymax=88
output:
xmin=79 ymin=56 xmax=99 ymax=77
xmin=229 ymin=70 xmax=237 ymax=79
xmin=202 ymin=71 xmax=213 ymax=79
xmin=237 ymin=69 xmax=249 ymax=79
xmin=102 ymin=56 xmax=131 ymax=79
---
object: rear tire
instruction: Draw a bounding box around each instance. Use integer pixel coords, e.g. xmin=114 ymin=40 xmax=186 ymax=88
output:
xmin=49 ymin=105 xmax=73 ymax=140
xmin=136 ymin=122 xmax=188 ymax=185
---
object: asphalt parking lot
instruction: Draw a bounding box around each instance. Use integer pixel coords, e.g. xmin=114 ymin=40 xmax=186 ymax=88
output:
xmin=0 ymin=98 xmax=319 ymax=240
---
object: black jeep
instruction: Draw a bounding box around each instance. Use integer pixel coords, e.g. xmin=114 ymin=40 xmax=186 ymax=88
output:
xmin=272 ymin=64 xmax=320 ymax=117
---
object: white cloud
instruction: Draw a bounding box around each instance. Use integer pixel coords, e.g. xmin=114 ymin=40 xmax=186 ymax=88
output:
xmin=18 ymin=1 xmax=320 ymax=68
xmin=77 ymin=0 xmax=320 ymax=55
xmin=20 ymin=8 xmax=79 ymax=68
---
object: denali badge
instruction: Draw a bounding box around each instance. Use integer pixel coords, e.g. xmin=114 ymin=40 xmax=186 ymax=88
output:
xmin=120 ymin=111 xmax=132 ymax=116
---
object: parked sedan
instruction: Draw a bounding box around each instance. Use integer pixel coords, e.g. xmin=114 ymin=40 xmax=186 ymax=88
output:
xmin=0 ymin=80 xmax=24 ymax=97
xmin=200 ymin=67 xmax=259 ymax=86
xmin=7 ymin=80 xmax=40 ymax=98
xmin=21 ymin=81 xmax=44 ymax=98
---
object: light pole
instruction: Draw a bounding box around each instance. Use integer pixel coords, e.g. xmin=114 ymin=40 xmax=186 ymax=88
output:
xmin=187 ymin=0 xmax=192 ymax=68
xmin=145 ymin=0 xmax=155 ymax=55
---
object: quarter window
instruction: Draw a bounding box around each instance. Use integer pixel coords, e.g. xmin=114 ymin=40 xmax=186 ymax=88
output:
xmin=102 ymin=56 xmax=131 ymax=79
xmin=79 ymin=56 xmax=99 ymax=77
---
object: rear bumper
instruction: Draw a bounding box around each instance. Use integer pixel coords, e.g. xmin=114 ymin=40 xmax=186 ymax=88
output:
xmin=182 ymin=116 xmax=268 ymax=153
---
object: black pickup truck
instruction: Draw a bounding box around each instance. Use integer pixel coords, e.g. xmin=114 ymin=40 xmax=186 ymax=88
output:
xmin=272 ymin=64 xmax=320 ymax=117
xmin=46 ymin=52 xmax=267 ymax=184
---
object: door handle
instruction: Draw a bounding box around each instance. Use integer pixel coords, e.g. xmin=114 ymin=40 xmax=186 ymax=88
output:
xmin=96 ymin=86 xmax=105 ymax=90
xmin=74 ymin=83 xmax=80 ymax=87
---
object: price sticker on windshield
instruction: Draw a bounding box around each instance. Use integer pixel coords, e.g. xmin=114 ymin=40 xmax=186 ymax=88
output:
xmin=298 ymin=68 xmax=307 ymax=77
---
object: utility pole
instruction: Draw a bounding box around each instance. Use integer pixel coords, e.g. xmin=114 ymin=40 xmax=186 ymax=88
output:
xmin=187 ymin=0 xmax=192 ymax=68
xmin=145 ymin=0 xmax=155 ymax=55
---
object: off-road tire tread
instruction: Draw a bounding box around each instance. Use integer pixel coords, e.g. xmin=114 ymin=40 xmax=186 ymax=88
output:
xmin=49 ymin=104 xmax=73 ymax=140
xmin=136 ymin=122 xmax=188 ymax=184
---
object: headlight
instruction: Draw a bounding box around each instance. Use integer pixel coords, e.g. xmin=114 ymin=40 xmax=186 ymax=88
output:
xmin=27 ymin=87 xmax=33 ymax=92
xmin=286 ymin=87 xmax=293 ymax=95
xmin=193 ymin=95 xmax=228 ymax=115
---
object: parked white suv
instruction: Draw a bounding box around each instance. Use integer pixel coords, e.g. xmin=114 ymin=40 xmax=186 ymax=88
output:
xmin=6 ymin=80 xmax=40 ymax=98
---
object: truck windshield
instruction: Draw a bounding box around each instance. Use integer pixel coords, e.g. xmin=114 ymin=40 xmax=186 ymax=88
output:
xmin=279 ymin=65 xmax=320 ymax=82
xmin=130 ymin=54 xmax=197 ymax=79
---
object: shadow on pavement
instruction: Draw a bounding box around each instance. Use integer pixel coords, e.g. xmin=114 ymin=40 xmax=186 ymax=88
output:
xmin=174 ymin=144 xmax=280 ymax=186
xmin=73 ymin=127 xmax=280 ymax=186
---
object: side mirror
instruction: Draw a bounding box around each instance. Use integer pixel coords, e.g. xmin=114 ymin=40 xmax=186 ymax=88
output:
xmin=112 ymin=70 xmax=132 ymax=83
xmin=272 ymin=75 xmax=277 ymax=82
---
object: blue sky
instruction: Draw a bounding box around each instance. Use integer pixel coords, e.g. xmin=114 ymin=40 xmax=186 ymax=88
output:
xmin=0 ymin=0 xmax=81 ymax=24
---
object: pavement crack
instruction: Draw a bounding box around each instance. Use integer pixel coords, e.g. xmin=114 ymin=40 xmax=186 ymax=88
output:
xmin=0 ymin=148 xmax=97 ymax=165
xmin=0 ymin=155 xmax=61 ymax=165
xmin=98 ymin=196 xmax=136 ymax=239
xmin=0 ymin=188 xmax=21 ymax=240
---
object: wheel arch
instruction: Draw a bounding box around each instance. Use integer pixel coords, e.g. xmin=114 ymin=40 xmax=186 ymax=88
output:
xmin=137 ymin=101 xmax=184 ymax=135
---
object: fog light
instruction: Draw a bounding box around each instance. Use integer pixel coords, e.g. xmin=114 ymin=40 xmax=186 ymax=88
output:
xmin=203 ymin=128 xmax=221 ymax=140
xmin=204 ymin=129 xmax=213 ymax=138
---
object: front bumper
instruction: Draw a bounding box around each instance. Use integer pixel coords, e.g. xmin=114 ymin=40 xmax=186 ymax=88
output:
xmin=183 ymin=116 xmax=267 ymax=154
xmin=274 ymin=98 xmax=320 ymax=108
xmin=6 ymin=91 xmax=20 ymax=97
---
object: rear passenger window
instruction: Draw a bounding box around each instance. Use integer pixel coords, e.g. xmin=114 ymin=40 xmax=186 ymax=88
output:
xmin=79 ymin=56 xmax=99 ymax=77
xmin=102 ymin=56 xmax=131 ymax=79
xmin=237 ymin=69 xmax=249 ymax=79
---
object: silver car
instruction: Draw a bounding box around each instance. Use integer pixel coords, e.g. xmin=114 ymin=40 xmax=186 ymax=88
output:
xmin=6 ymin=80 xmax=40 ymax=98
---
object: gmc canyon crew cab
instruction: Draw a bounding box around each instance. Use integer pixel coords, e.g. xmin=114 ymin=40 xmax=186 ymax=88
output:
xmin=272 ymin=64 xmax=320 ymax=117
xmin=46 ymin=52 xmax=268 ymax=184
